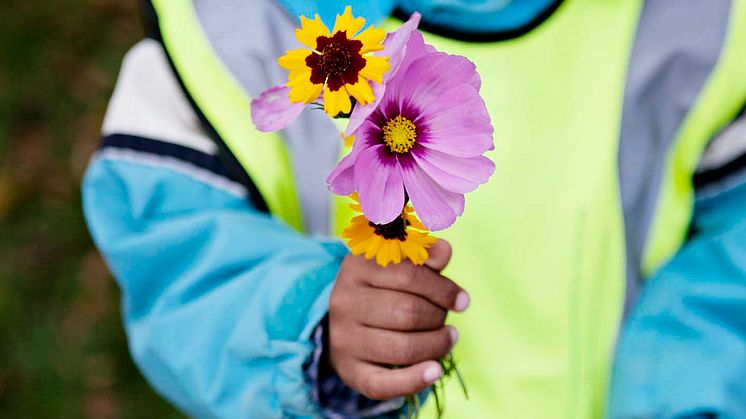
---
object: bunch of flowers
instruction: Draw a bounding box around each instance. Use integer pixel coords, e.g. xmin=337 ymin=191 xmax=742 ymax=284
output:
xmin=252 ymin=6 xmax=494 ymax=416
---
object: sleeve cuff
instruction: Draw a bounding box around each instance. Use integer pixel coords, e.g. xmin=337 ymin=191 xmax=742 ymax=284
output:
xmin=305 ymin=317 xmax=404 ymax=418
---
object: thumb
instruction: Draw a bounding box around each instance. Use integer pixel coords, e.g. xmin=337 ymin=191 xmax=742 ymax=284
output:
xmin=424 ymin=239 xmax=451 ymax=272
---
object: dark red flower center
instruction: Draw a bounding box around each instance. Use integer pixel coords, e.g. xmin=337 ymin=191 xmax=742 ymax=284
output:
xmin=370 ymin=215 xmax=410 ymax=241
xmin=321 ymin=43 xmax=352 ymax=76
xmin=306 ymin=31 xmax=365 ymax=92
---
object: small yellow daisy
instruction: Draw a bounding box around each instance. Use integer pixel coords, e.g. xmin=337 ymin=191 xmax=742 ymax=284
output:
xmin=278 ymin=6 xmax=390 ymax=117
xmin=343 ymin=194 xmax=437 ymax=267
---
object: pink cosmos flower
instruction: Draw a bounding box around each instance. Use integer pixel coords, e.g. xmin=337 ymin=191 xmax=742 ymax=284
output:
xmin=327 ymin=37 xmax=495 ymax=231
xmin=250 ymin=13 xmax=422 ymax=133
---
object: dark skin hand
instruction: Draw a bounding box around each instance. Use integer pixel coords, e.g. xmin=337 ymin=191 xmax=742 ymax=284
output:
xmin=328 ymin=240 xmax=470 ymax=400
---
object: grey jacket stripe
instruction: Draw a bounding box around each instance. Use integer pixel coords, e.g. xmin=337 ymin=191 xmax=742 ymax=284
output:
xmin=697 ymin=110 xmax=746 ymax=173
xmin=190 ymin=0 xmax=341 ymax=236
xmin=618 ymin=0 xmax=732 ymax=311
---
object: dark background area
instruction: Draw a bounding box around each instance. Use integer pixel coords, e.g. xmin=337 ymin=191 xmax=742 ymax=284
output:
xmin=0 ymin=1 xmax=183 ymax=417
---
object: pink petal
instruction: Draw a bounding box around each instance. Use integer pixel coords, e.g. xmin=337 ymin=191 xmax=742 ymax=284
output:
xmin=354 ymin=119 xmax=384 ymax=150
xmin=411 ymin=147 xmax=495 ymax=193
xmin=392 ymin=53 xmax=479 ymax=109
xmin=346 ymin=81 xmax=386 ymax=135
xmin=327 ymin=120 xmax=384 ymax=196
xmin=326 ymin=151 xmax=357 ymax=196
xmin=466 ymin=71 xmax=482 ymax=91
xmin=417 ymin=84 xmax=494 ymax=157
xmin=346 ymin=14 xmax=431 ymax=136
xmin=382 ymin=13 xmax=422 ymax=81
xmin=355 ymin=145 xmax=406 ymax=225
xmin=250 ymin=86 xmax=304 ymax=132
xmin=399 ymin=155 xmax=464 ymax=231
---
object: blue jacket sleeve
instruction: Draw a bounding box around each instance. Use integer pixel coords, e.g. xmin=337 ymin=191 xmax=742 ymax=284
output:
xmin=608 ymin=175 xmax=746 ymax=419
xmin=82 ymin=155 xmax=349 ymax=419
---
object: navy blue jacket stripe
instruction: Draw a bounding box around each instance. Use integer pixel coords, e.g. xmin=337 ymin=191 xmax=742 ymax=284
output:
xmin=100 ymin=133 xmax=233 ymax=180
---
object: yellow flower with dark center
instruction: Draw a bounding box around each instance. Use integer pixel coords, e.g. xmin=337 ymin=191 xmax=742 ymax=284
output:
xmin=343 ymin=195 xmax=437 ymax=267
xmin=278 ymin=6 xmax=390 ymax=117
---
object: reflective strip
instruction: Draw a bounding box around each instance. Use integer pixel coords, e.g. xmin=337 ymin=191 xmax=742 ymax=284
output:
xmin=190 ymin=0 xmax=341 ymax=236
xmin=643 ymin=0 xmax=746 ymax=277
xmin=618 ymin=0 xmax=732 ymax=307
xmin=150 ymin=0 xmax=304 ymax=231
xmin=102 ymin=39 xmax=217 ymax=156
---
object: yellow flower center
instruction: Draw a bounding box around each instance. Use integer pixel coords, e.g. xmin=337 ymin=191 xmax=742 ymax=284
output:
xmin=382 ymin=115 xmax=417 ymax=154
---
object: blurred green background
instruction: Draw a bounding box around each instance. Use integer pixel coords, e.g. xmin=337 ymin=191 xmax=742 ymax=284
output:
xmin=0 ymin=1 xmax=183 ymax=417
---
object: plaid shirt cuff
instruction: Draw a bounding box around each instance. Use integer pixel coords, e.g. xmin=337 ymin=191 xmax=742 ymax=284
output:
xmin=305 ymin=316 xmax=403 ymax=418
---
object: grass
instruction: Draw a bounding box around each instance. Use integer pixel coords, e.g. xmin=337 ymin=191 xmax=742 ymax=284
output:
xmin=0 ymin=1 xmax=183 ymax=417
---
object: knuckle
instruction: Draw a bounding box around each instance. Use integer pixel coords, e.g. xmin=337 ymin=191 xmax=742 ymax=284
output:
xmin=328 ymin=291 xmax=347 ymax=315
xmin=359 ymin=375 xmax=385 ymax=400
xmin=340 ymin=254 xmax=367 ymax=283
xmin=328 ymin=327 xmax=345 ymax=353
xmin=328 ymin=321 xmax=355 ymax=355
xmin=393 ymin=298 xmax=421 ymax=329
xmin=394 ymin=263 xmax=417 ymax=287
xmin=388 ymin=334 xmax=417 ymax=364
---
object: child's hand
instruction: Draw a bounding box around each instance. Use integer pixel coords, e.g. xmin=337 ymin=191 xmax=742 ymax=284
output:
xmin=327 ymin=240 xmax=470 ymax=400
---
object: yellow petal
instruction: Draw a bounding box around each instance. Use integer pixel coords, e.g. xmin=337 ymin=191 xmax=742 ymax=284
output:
xmin=333 ymin=6 xmax=365 ymax=37
xmin=401 ymin=241 xmax=425 ymax=265
xmin=354 ymin=26 xmax=386 ymax=53
xmin=287 ymin=71 xmax=323 ymax=103
xmin=304 ymin=82 xmax=324 ymax=103
xmin=360 ymin=56 xmax=390 ymax=84
xmin=390 ymin=242 xmax=403 ymax=265
xmin=323 ymin=85 xmax=352 ymax=116
xmin=278 ymin=49 xmax=312 ymax=71
xmin=296 ymin=14 xmax=330 ymax=49
xmin=344 ymin=80 xmax=375 ymax=105
xmin=342 ymin=216 xmax=368 ymax=234
xmin=411 ymin=231 xmax=437 ymax=247
xmin=405 ymin=214 xmax=428 ymax=231
xmin=376 ymin=241 xmax=393 ymax=267
xmin=365 ymin=235 xmax=385 ymax=259
xmin=348 ymin=232 xmax=374 ymax=250
xmin=414 ymin=245 xmax=430 ymax=265
xmin=287 ymin=68 xmax=309 ymax=84
xmin=346 ymin=227 xmax=374 ymax=246
xmin=350 ymin=242 xmax=368 ymax=256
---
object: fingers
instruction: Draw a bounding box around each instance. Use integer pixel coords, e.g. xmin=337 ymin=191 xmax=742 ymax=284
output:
xmin=345 ymin=360 xmax=443 ymax=400
xmin=348 ymin=325 xmax=457 ymax=366
xmin=364 ymin=262 xmax=469 ymax=312
xmin=359 ymin=288 xmax=446 ymax=331
xmin=424 ymin=239 xmax=452 ymax=272
xmin=329 ymin=251 xmax=469 ymax=401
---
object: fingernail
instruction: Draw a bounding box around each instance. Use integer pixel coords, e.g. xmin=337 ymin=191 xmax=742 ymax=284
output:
xmin=423 ymin=364 xmax=443 ymax=384
xmin=454 ymin=292 xmax=470 ymax=312
xmin=449 ymin=326 xmax=459 ymax=346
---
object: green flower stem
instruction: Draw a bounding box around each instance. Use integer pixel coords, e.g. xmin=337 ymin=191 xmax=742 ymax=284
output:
xmin=401 ymin=352 xmax=467 ymax=418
